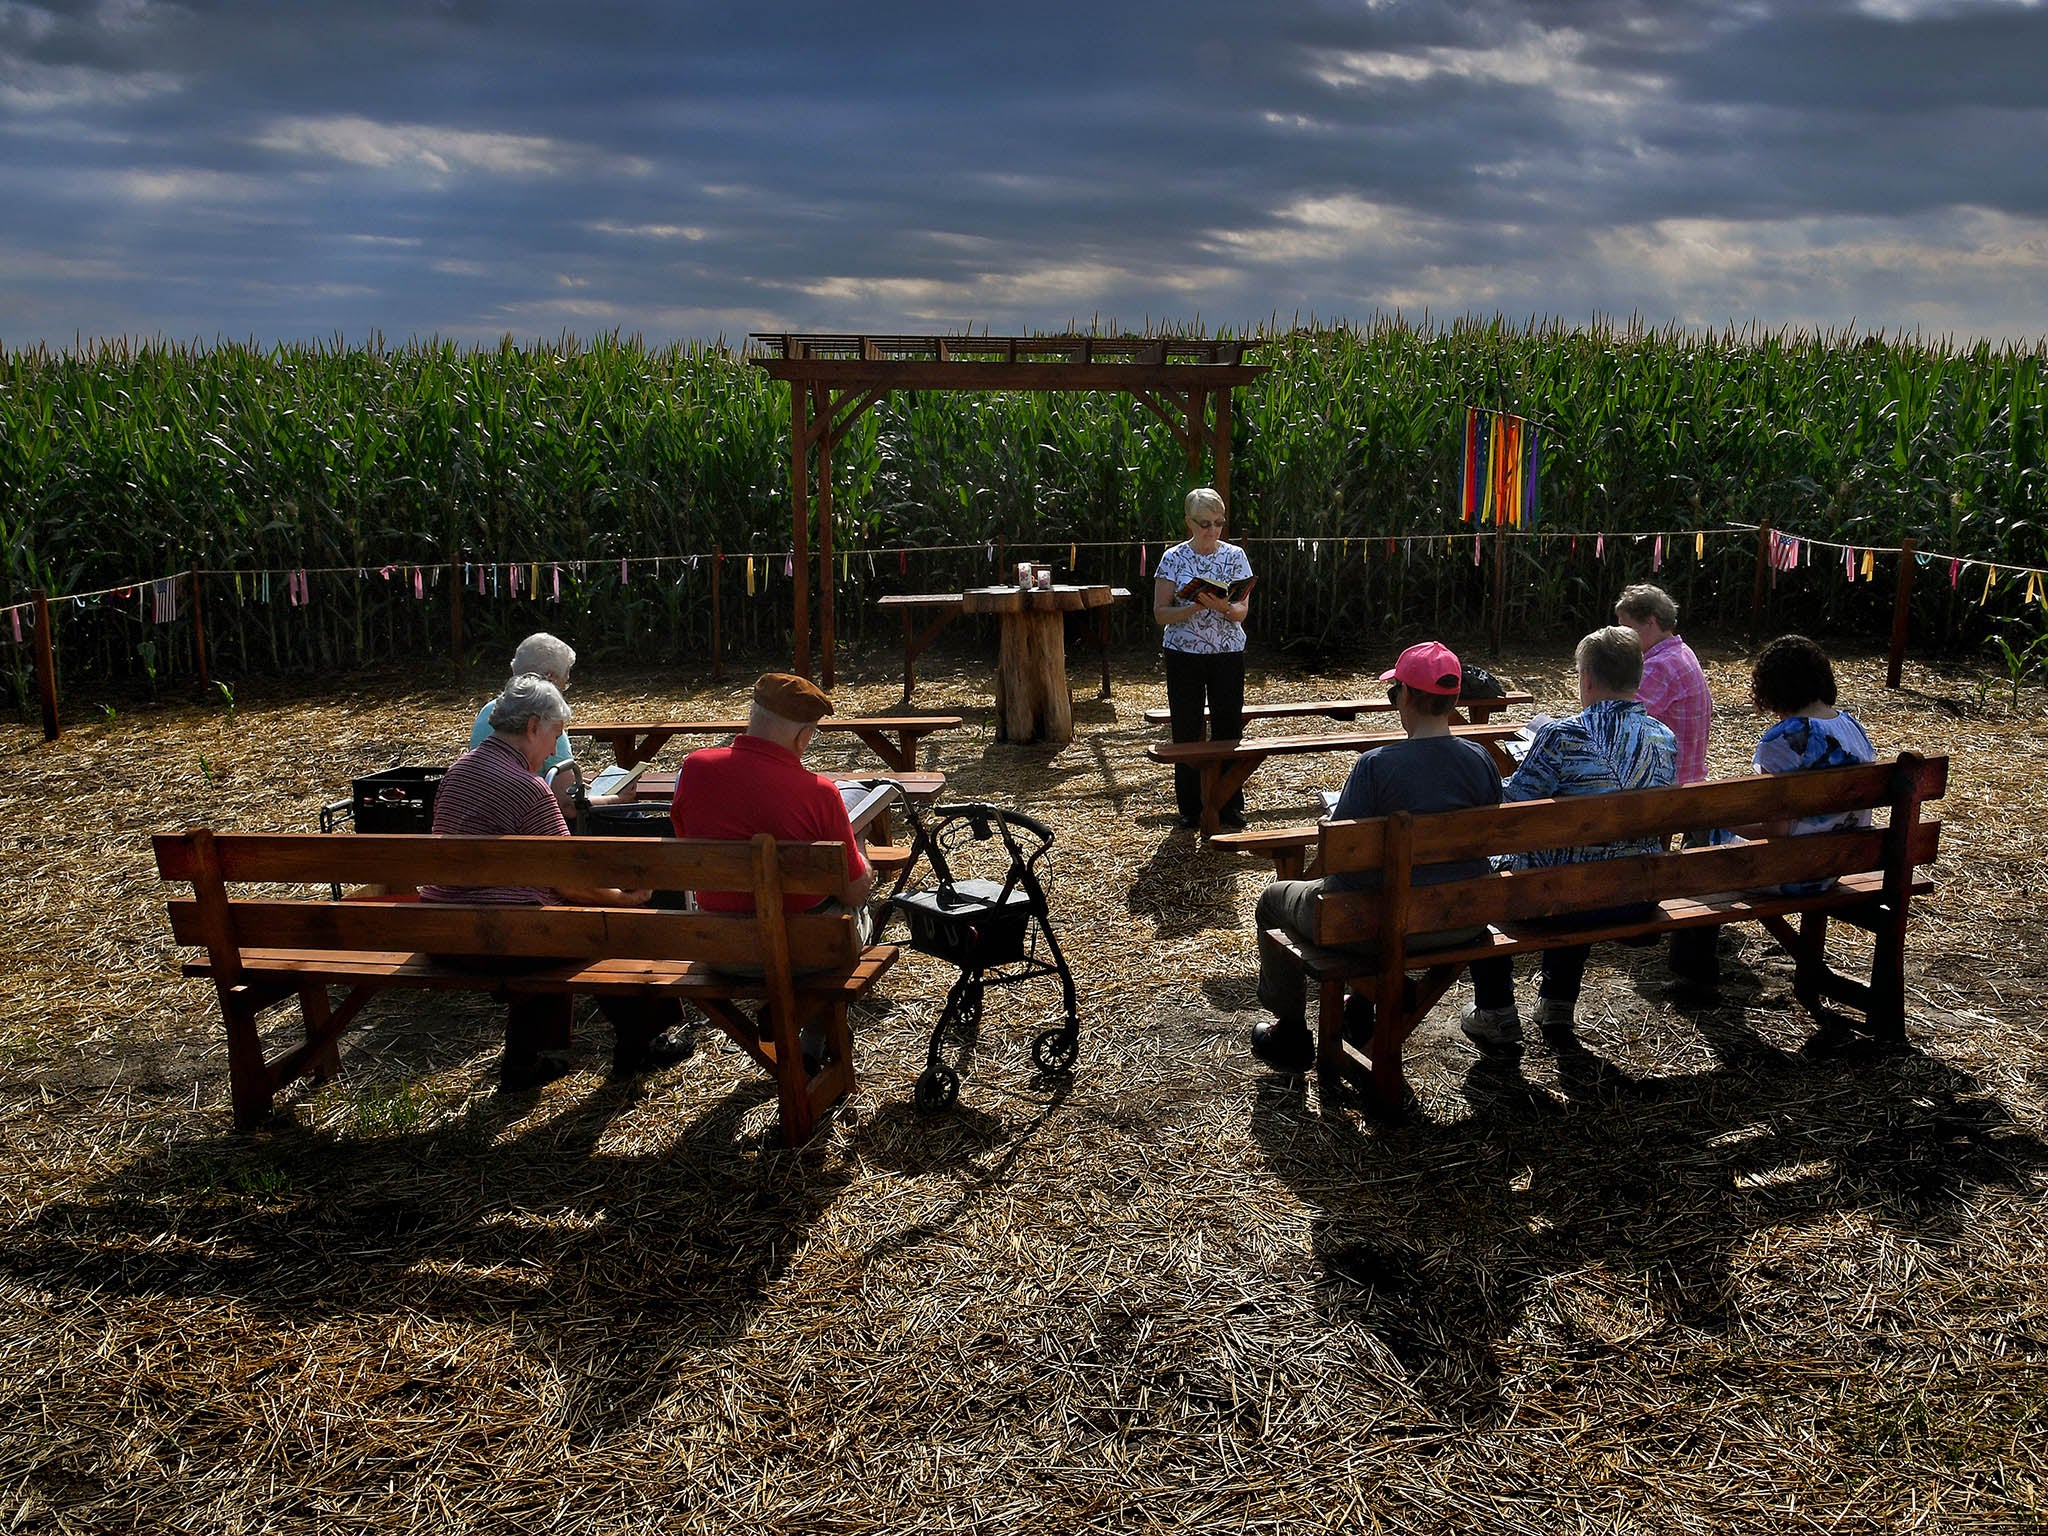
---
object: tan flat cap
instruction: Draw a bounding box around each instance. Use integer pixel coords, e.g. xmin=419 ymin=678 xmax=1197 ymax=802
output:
xmin=752 ymin=671 xmax=833 ymax=724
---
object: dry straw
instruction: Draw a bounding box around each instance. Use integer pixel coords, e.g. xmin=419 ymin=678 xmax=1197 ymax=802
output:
xmin=0 ymin=641 xmax=2044 ymax=1532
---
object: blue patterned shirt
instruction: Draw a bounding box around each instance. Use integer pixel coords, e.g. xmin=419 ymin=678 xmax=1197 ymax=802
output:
xmin=1502 ymin=698 xmax=1676 ymax=868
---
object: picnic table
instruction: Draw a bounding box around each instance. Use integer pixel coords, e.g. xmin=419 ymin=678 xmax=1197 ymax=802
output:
xmin=573 ymin=715 xmax=961 ymax=773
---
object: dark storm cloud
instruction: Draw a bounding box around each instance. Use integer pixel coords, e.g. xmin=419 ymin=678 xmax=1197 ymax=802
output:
xmin=2 ymin=0 xmax=2045 ymax=345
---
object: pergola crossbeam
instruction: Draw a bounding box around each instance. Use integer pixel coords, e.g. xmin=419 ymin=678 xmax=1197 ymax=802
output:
xmin=752 ymin=332 xmax=1268 ymax=688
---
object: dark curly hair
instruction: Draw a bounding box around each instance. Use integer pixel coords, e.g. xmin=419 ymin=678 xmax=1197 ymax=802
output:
xmin=1751 ymin=634 xmax=1837 ymax=714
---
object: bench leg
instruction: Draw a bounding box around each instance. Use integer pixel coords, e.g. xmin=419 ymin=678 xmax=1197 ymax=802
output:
xmin=1867 ymin=904 xmax=1910 ymax=1043
xmin=300 ymin=984 xmax=343 ymax=1083
xmin=220 ymin=983 xmax=274 ymax=1130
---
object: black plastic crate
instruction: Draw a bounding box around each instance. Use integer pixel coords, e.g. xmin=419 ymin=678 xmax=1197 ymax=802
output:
xmin=576 ymin=803 xmax=675 ymax=838
xmin=351 ymin=766 xmax=446 ymax=833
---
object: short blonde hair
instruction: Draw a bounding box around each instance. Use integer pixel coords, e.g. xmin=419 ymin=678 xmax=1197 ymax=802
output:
xmin=1576 ymin=626 xmax=1645 ymax=694
xmin=1184 ymin=487 xmax=1226 ymax=525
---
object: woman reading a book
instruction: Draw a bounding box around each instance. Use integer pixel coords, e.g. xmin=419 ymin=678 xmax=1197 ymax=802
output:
xmin=1153 ymin=487 xmax=1256 ymax=828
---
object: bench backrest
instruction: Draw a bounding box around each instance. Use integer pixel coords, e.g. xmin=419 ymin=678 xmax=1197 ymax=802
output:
xmin=1310 ymin=754 xmax=1948 ymax=948
xmin=154 ymin=831 xmax=866 ymax=994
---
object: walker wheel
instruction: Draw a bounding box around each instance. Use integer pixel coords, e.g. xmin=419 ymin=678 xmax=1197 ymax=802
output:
xmin=913 ymin=1065 xmax=960 ymax=1114
xmin=1032 ymin=1029 xmax=1079 ymax=1076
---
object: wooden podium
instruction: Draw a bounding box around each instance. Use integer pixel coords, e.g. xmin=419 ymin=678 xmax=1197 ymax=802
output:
xmin=961 ymin=583 xmax=1119 ymax=745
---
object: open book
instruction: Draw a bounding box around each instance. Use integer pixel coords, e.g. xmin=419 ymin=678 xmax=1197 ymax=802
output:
xmin=585 ymin=762 xmax=651 ymax=801
xmin=839 ymin=777 xmax=901 ymax=829
xmin=1499 ymin=716 xmax=1551 ymax=769
xmin=1177 ymin=574 xmax=1256 ymax=604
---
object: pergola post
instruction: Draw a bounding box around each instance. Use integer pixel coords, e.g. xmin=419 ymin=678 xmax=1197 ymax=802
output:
xmin=788 ymin=382 xmax=812 ymax=679
xmin=1214 ymin=388 xmax=1233 ymax=507
xmin=815 ymin=382 xmax=837 ymax=692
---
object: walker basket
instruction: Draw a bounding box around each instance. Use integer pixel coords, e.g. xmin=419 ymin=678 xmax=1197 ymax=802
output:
xmin=891 ymin=879 xmax=1034 ymax=969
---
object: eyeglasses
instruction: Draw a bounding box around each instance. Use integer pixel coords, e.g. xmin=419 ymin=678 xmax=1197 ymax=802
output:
xmin=1189 ymin=518 xmax=1225 ymax=530
xmin=1385 ymin=681 xmax=1403 ymax=701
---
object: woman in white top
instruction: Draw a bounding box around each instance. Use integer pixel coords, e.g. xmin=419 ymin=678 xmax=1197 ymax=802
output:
xmin=1153 ymin=487 xmax=1255 ymax=828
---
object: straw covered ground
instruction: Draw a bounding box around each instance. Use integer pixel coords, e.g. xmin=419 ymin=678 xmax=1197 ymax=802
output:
xmin=2 ymin=636 xmax=2045 ymax=1534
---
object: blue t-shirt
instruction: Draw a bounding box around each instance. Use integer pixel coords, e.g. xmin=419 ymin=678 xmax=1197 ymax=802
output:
xmin=1325 ymin=733 xmax=1505 ymax=892
xmin=468 ymin=699 xmax=573 ymax=776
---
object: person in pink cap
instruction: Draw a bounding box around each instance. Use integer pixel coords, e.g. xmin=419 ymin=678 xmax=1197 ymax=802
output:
xmin=1250 ymin=641 xmax=1517 ymax=1072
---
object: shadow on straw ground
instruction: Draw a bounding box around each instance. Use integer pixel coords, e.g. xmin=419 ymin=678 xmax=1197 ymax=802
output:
xmin=1244 ymin=986 xmax=2048 ymax=1427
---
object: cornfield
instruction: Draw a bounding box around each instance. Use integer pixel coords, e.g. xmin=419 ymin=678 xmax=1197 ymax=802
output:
xmin=3 ymin=317 xmax=2044 ymax=689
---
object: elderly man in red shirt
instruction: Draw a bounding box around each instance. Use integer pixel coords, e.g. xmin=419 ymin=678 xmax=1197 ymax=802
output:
xmin=1614 ymin=581 xmax=1719 ymax=991
xmin=669 ymin=673 xmax=874 ymax=1068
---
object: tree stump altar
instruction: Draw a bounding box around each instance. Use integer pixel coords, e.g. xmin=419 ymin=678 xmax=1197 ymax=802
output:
xmin=960 ymin=584 xmax=1118 ymax=746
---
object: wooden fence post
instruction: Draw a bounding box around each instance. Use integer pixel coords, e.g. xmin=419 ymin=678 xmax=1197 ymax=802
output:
xmin=449 ymin=557 xmax=465 ymax=671
xmin=188 ymin=564 xmax=210 ymax=693
xmin=32 ymin=589 xmax=58 ymax=741
xmin=1749 ymin=523 xmax=1772 ymax=645
xmin=711 ymin=549 xmax=724 ymax=684
xmin=1489 ymin=526 xmax=1506 ymax=655
xmin=1886 ymin=537 xmax=1917 ymax=690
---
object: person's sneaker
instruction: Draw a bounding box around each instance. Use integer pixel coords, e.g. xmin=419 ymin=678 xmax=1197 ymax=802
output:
xmin=610 ymin=1031 xmax=695 ymax=1076
xmin=1458 ymin=1002 xmax=1522 ymax=1052
xmin=1533 ymin=998 xmax=1577 ymax=1045
xmin=1250 ymin=1017 xmax=1315 ymax=1073
xmin=500 ymin=1051 xmax=574 ymax=1091
xmin=1218 ymin=810 xmax=1248 ymax=830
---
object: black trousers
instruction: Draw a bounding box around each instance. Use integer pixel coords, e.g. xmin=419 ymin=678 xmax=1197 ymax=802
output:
xmin=1163 ymin=648 xmax=1246 ymax=822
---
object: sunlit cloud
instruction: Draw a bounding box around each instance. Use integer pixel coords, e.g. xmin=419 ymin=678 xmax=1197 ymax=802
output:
xmin=256 ymin=115 xmax=649 ymax=179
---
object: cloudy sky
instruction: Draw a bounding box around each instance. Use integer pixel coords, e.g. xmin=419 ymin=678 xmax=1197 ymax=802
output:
xmin=4 ymin=0 xmax=2046 ymax=348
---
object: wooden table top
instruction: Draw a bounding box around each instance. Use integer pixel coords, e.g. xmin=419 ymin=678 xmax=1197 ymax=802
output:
xmin=960 ymin=583 xmax=1118 ymax=615
xmin=632 ymin=769 xmax=945 ymax=804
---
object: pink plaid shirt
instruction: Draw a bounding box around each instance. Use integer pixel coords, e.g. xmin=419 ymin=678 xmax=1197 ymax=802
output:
xmin=1638 ymin=635 xmax=1711 ymax=784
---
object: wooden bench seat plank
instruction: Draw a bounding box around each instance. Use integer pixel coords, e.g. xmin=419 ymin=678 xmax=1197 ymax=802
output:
xmin=1142 ymin=691 xmax=1533 ymax=727
xmin=181 ymin=947 xmax=897 ymax=997
xmin=1147 ymin=723 xmax=1523 ymax=835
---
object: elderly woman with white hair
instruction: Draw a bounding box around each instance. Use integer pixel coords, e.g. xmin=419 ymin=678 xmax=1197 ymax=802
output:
xmin=1153 ymin=487 xmax=1255 ymax=828
xmin=468 ymin=631 xmax=579 ymax=808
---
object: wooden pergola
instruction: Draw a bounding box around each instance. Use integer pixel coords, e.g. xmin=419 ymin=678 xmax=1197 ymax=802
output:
xmin=749 ymin=333 xmax=1270 ymax=687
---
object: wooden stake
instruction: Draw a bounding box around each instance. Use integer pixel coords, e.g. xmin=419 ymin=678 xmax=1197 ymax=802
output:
xmin=188 ymin=563 xmax=210 ymax=692
xmin=1489 ymin=526 xmax=1506 ymax=655
xmin=1886 ymin=537 xmax=1917 ymax=689
xmin=32 ymin=588 xmax=58 ymax=741
xmin=1750 ymin=523 xmax=1771 ymax=645
xmin=711 ymin=549 xmax=724 ymax=683
xmin=450 ymin=555 xmax=465 ymax=671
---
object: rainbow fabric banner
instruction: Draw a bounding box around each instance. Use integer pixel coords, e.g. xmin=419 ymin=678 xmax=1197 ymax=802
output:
xmin=1459 ymin=407 xmax=1541 ymax=528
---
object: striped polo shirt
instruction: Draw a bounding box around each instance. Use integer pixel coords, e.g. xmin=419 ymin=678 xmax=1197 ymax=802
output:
xmin=421 ymin=732 xmax=567 ymax=905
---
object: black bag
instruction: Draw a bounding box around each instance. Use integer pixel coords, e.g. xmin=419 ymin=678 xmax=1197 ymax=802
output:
xmin=1458 ymin=662 xmax=1509 ymax=700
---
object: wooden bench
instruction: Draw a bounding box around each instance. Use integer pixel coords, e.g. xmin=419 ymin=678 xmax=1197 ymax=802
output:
xmin=154 ymin=829 xmax=896 ymax=1145
xmin=573 ymin=715 xmax=963 ymax=772
xmin=1142 ymin=691 xmax=1531 ymax=729
xmin=1252 ymin=754 xmax=1947 ymax=1114
xmin=876 ymin=588 xmax=1132 ymax=703
xmin=1147 ymin=722 xmax=1524 ymax=836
